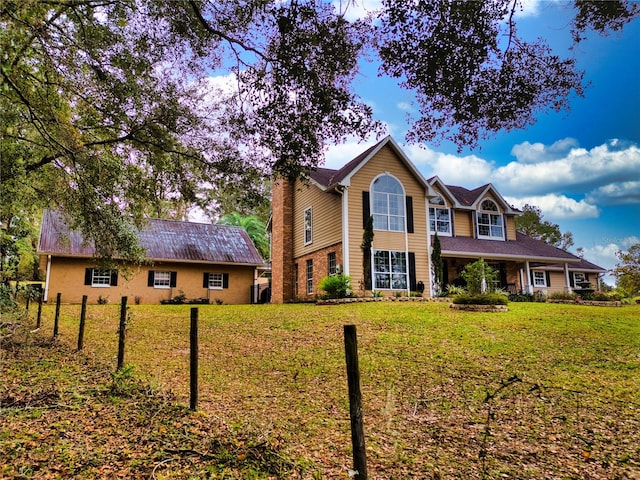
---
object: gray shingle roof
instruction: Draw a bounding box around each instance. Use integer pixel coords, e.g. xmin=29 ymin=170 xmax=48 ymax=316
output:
xmin=439 ymin=232 xmax=587 ymax=265
xmin=38 ymin=210 xmax=266 ymax=266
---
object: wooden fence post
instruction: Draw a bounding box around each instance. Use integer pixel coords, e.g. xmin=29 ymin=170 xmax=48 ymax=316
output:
xmin=344 ymin=324 xmax=367 ymax=479
xmin=36 ymin=292 xmax=43 ymax=329
xmin=77 ymin=295 xmax=88 ymax=351
xmin=190 ymin=307 xmax=199 ymax=411
xmin=117 ymin=296 xmax=128 ymax=371
xmin=53 ymin=293 xmax=61 ymax=337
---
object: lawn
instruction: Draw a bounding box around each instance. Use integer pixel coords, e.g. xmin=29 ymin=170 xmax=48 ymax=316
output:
xmin=2 ymin=301 xmax=639 ymax=479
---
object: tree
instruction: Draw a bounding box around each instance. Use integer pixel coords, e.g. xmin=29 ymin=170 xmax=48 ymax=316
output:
xmin=2 ymin=0 xmax=637 ymax=261
xmin=431 ymin=233 xmax=444 ymax=295
xmin=361 ymin=215 xmax=374 ymax=291
xmin=515 ymin=204 xmax=574 ymax=251
xmin=460 ymin=259 xmax=499 ymax=296
xmin=612 ymin=244 xmax=640 ymax=296
xmin=218 ymin=212 xmax=270 ymax=261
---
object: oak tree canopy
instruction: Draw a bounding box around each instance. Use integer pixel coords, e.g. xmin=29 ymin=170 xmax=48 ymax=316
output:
xmin=1 ymin=0 xmax=637 ymax=262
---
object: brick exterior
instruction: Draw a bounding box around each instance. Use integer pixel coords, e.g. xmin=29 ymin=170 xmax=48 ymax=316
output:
xmin=271 ymin=178 xmax=294 ymax=303
xmin=293 ymin=243 xmax=343 ymax=300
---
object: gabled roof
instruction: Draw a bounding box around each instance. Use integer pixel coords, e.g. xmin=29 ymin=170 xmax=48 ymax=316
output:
xmin=309 ymin=136 xmax=435 ymax=195
xmin=439 ymin=232 xmax=585 ymax=265
xmin=446 ymin=183 xmax=520 ymax=214
xmin=38 ymin=210 xmax=266 ymax=266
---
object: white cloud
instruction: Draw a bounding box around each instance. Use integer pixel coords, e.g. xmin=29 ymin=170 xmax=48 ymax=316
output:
xmin=512 ymin=0 xmax=543 ymax=18
xmin=397 ymin=101 xmax=413 ymax=113
xmin=586 ymin=181 xmax=640 ymax=205
xmin=405 ymin=144 xmax=494 ymax=186
xmin=333 ymin=0 xmax=382 ymax=21
xmin=494 ymin=139 xmax=640 ymax=202
xmin=510 ymin=137 xmax=579 ymax=164
xmin=504 ymin=194 xmax=600 ymax=220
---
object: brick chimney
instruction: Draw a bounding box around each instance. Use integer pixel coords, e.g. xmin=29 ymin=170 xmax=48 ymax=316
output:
xmin=270 ymin=177 xmax=294 ymax=303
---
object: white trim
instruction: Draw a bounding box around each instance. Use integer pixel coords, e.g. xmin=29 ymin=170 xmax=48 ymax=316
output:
xmin=532 ymin=270 xmax=547 ymax=287
xmin=565 ymin=263 xmax=572 ymax=293
xmin=44 ymin=255 xmax=52 ymax=302
xmin=370 ymin=172 xmax=406 ymax=233
xmin=341 ymin=187 xmax=350 ymax=275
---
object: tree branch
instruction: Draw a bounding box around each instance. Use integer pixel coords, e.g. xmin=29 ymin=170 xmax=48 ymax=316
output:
xmin=187 ymin=0 xmax=268 ymax=60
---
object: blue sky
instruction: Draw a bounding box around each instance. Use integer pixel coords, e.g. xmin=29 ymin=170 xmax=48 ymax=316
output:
xmin=323 ymin=1 xmax=640 ymax=284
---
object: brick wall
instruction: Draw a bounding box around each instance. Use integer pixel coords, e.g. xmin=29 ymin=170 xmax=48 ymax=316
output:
xmin=293 ymin=243 xmax=343 ymax=300
xmin=271 ymin=178 xmax=294 ymax=303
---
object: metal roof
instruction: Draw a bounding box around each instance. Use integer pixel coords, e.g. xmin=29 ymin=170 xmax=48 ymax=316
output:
xmin=37 ymin=210 xmax=267 ymax=266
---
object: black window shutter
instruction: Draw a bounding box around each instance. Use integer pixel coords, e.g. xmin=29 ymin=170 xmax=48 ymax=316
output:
xmin=203 ymin=273 xmax=210 ymax=288
xmin=223 ymin=273 xmax=229 ymax=289
xmin=362 ymin=191 xmax=370 ymax=228
xmin=570 ymin=273 xmax=575 ymax=287
xmin=406 ymin=196 xmax=414 ymax=233
xmin=148 ymin=271 xmax=155 ymax=287
xmin=84 ymin=268 xmax=93 ymax=286
xmin=110 ymin=271 xmax=118 ymax=286
xmin=545 ymin=272 xmax=551 ymax=286
xmin=585 ymin=273 xmax=590 ymax=281
xmin=408 ymin=252 xmax=416 ymax=291
xmin=170 ymin=271 xmax=177 ymax=288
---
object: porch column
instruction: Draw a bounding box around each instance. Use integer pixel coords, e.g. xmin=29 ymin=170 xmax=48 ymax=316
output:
xmin=564 ymin=262 xmax=572 ymax=293
xmin=524 ymin=261 xmax=533 ymax=293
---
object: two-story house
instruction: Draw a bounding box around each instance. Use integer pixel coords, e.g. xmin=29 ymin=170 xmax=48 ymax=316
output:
xmin=270 ymin=136 xmax=604 ymax=302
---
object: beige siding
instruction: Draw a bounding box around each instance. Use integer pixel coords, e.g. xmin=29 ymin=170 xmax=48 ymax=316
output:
xmin=345 ymin=145 xmax=430 ymax=295
xmin=44 ymin=257 xmax=257 ymax=304
xmin=453 ymin=210 xmax=473 ymax=237
xmin=292 ymin=180 xmax=342 ymax=258
xmin=505 ymin=215 xmax=517 ymax=241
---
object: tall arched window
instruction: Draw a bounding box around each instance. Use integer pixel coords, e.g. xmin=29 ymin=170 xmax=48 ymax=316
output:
xmin=372 ymin=174 xmax=405 ymax=232
xmin=477 ymin=199 xmax=504 ymax=239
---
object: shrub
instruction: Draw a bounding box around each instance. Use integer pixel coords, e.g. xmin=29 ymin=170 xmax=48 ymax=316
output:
xmin=508 ymin=292 xmax=534 ymax=302
xmin=460 ymin=259 xmax=498 ymax=295
xmin=549 ymin=292 xmax=577 ymax=301
xmin=318 ymin=274 xmax=352 ymax=299
xmin=452 ymin=292 xmax=508 ymax=305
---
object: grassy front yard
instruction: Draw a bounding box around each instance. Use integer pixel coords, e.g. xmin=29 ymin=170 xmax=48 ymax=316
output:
xmin=2 ymin=301 xmax=639 ymax=479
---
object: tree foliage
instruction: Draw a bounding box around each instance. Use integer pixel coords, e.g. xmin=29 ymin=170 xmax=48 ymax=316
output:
xmin=461 ymin=259 xmax=499 ymax=296
xmin=218 ymin=212 xmax=270 ymax=261
xmin=431 ymin=233 xmax=444 ymax=295
xmin=612 ymin=244 xmax=640 ymax=296
xmin=515 ymin=204 xmax=574 ymax=251
xmin=2 ymin=0 xmax=637 ymax=261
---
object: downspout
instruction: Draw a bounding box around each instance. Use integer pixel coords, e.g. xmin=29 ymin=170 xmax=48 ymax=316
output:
xmin=564 ymin=263 xmax=571 ymax=293
xmin=44 ymin=255 xmax=52 ymax=302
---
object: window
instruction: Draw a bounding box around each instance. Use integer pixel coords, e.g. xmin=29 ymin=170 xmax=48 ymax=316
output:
xmin=304 ymin=207 xmax=313 ymax=245
xmin=372 ymin=174 xmax=405 ymax=232
xmin=328 ymin=252 xmax=337 ymax=276
xmin=306 ymin=260 xmax=313 ymax=294
xmin=533 ymin=271 xmax=547 ymax=287
xmin=429 ymin=196 xmax=451 ymax=235
xmin=153 ymin=271 xmax=171 ymax=288
xmin=203 ymin=273 xmax=229 ymax=289
xmin=92 ymin=270 xmax=112 ymax=287
xmin=148 ymin=270 xmax=176 ymax=289
xmin=573 ymin=272 xmax=586 ymax=285
xmin=208 ymin=273 xmax=224 ymax=289
xmin=85 ymin=268 xmax=117 ymax=287
xmin=373 ymin=250 xmax=407 ymax=290
xmin=477 ymin=199 xmax=504 ymax=239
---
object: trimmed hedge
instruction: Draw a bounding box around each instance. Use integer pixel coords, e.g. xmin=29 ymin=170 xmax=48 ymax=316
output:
xmin=452 ymin=293 xmax=509 ymax=305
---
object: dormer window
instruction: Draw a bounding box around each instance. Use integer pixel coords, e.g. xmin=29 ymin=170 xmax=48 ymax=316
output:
xmin=477 ymin=199 xmax=504 ymax=240
xmin=429 ymin=195 xmax=451 ymax=235
xmin=372 ymin=174 xmax=405 ymax=232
